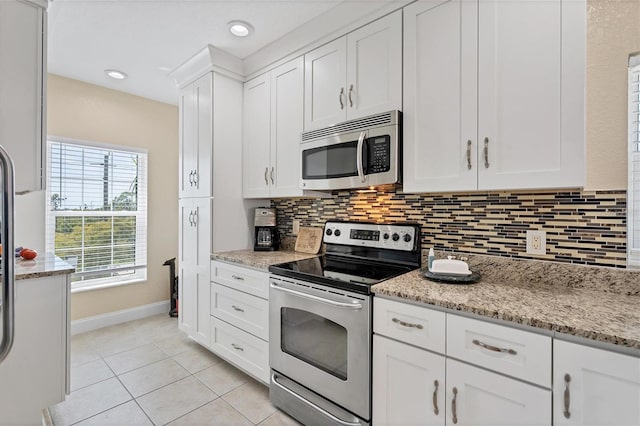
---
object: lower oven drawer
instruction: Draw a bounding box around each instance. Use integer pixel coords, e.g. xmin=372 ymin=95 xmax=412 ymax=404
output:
xmin=209 ymin=316 xmax=269 ymax=384
xmin=211 ymin=283 xmax=269 ymax=340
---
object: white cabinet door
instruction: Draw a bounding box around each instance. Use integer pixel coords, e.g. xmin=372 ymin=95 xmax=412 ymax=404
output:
xmin=180 ymin=74 xmax=213 ymax=198
xmin=270 ymin=57 xmax=304 ymax=197
xmin=178 ymin=198 xmax=211 ymax=342
xmin=304 ymin=37 xmax=347 ymax=130
xmin=193 ymin=73 xmax=212 ymax=198
xmin=0 ymin=275 xmax=69 ymax=425
xmin=554 ymin=340 xmax=640 ymax=426
xmin=179 ymin=85 xmax=196 ymax=198
xmin=477 ymin=0 xmax=584 ymax=190
xmin=446 ymin=359 xmax=551 ymax=426
xmin=346 ymin=11 xmax=402 ymax=120
xmin=403 ymin=0 xmax=478 ymax=193
xmin=373 ymin=335 xmax=445 ymax=426
xmin=0 ymin=1 xmax=45 ymax=193
xmin=243 ymin=74 xmax=271 ymax=198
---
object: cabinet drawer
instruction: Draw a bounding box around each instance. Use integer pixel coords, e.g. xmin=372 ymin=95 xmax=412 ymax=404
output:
xmin=447 ymin=314 xmax=551 ymax=388
xmin=209 ymin=317 xmax=269 ymax=384
xmin=211 ymin=283 xmax=269 ymax=340
xmin=211 ymin=261 xmax=269 ymax=299
xmin=373 ymin=297 xmax=446 ymax=354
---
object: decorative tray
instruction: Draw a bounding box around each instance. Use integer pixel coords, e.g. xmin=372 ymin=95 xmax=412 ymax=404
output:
xmin=423 ymin=269 xmax=481 ymax=285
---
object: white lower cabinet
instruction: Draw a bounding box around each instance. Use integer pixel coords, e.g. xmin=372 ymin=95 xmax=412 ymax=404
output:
xmin=446 ymin=359 xmax=550 ymax=426
xmin=553 ymin=340 xmax=640 ymax=426
xmin=209 ymin=261 xmax=270 ymax=384
xmin=373 ymin=298 xmax=551 ymax=426
xmin=373 ymin=335 xmax=445 ymax=426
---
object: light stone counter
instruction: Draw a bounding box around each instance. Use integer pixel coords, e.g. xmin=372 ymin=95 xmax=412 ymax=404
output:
xmin=373 ymin=253 xmax=640 ymax=350
xmin=14 ymin=253 xmax=75 ymax=280
xmin=211 ymin=249 xmax=319 ymax=271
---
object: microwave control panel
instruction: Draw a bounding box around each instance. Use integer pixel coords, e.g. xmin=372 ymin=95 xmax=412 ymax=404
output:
xmin=367 ymin=136 xmax=391 ymax=174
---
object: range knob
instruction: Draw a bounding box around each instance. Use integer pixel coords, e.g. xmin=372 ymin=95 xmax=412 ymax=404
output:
xmin=334 ymin=229 xmax=341 ymax=237
xmin=403 ymin=234 xmax=412 ymax=243
xmin=392 ymin=233 xmax=400 ymax=242
xmin=383 ymin=233 xmax=390 ymax=240
xmin=325 ymin=229 xmax=333 ymax=236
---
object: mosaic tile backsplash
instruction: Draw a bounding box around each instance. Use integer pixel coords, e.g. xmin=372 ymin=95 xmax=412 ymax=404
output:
xmin=271 ymin=188 xmax=628 ymax=268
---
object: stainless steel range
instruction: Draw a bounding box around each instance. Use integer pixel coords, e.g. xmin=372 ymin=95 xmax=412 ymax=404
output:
xmin=269 ymin=221 xmax=421 ymax=426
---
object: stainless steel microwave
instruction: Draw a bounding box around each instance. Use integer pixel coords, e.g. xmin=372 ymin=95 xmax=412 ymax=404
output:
xmin=300 ymin=110 xmax=401 ymax=191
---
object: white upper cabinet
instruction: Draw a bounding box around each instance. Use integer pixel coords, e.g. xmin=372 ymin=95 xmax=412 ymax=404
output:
xmin=304 ymin=11 xmax=402 ymax=130
xmin=270 ymin=57 xmax=305 ymax=197
xmin=554 ymin=340 xmax=640 ymax=426
xmin=243 ymin=74 xmax=272 ymax=198
xmin=179 ymin=73 xmax=212 ymax=198
xmin=243 ymin=57 xmax=304 ymax=198
xmin=403 ymin=0 xmax=585 ymax=193
xmin=0 ymin=1 xmax=46 ymax=193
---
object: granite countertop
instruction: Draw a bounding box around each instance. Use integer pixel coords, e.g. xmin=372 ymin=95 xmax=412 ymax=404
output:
xmin=373 ymin=253 xmax=640 ymax=350
xmin=15 ymin=253 xmax=75 ymax=280
xmin=211 ymin=249 xmax=320 ymax=271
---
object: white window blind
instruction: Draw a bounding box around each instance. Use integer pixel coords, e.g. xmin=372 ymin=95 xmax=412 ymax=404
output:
xmin=629 ymin=55 xmax=640 ymax=268
xmin=46 ymin=139 xmax=148 ymax=291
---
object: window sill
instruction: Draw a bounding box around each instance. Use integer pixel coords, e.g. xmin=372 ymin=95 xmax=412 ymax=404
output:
xmin=71 ymin=277 xmax=146 ymax=294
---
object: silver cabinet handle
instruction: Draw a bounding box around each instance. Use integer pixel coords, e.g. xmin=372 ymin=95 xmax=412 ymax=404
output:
xmin=466 ymin=140 xmax=472 ymax=170
xmin=188 ymin=170 xmax=194 ymax=186
xmin=472 ymin=339 xmax=517 ymax=355
xmin=264 ymin=167 xmax=269 ymax=185
xmin=231 ymin=275 xmax=244 ymax=281
xmin=563 ymin=374 xmax=571 ymax=419
xmin=451 ymin=387 xmax=458 ymax=424
xmin=392 ymin=317 xmax=424 ymax=330
xmin=192 ymin=170 xmax=198 ymax=186
xmin=192 ymin=210 xmax=198 ymax=227
xmin=0 ymin=145 xmax=16 ymax=364
xmin=231 ymin=305 xmax=245 ymax=312
xmin=484 ymin=137 xmax=490 ymax=168
xmin=356 ymin=131 xmax=366 ymax=183
xmin=270 ymin=167 xmax=275 ymax=184
xmin=339 ymin=87 xmax=345 ymax=110
xmin=231 ymin=343 xmax=244 ymax=351
xmin=348 ymin=84 xmax=354 ymax=107
xmin=188 ymin=211 xmax=193 ymax=226
xmin=433 ymin=380 xmax=440 ymax=415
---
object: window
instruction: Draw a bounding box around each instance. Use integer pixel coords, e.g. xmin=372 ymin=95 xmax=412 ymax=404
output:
xmin=629 ymin=54 xmax=640 ymax=268
xmin=46 ymin=139 xmax=148 ymax=291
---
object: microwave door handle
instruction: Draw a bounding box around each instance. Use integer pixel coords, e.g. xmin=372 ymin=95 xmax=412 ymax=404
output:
xmin=356 ymin=131 xmax=366 ymax=183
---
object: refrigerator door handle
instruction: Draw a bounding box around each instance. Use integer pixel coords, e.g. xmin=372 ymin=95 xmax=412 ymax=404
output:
xmin=0 ymin=145 xmax=15 ymax=364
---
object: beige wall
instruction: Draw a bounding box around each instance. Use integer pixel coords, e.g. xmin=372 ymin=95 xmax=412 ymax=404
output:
xmin=47 ymin=74 xmax=179 ymax=320
xmin=586 ymin=0 xmax=640 ymax=189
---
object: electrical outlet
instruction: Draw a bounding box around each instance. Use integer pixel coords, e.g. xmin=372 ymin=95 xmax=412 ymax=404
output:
xmin=292 ymin=219 xmax=300 ymax=236
xmin=526 ymin=230 xmax=546 ymax=255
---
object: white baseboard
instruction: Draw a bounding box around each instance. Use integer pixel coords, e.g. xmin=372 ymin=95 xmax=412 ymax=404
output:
xmin=71 ymin=300 xmax=171 ymax=335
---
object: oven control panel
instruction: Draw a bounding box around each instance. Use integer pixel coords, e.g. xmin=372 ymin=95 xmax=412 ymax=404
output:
xmin=323 ymin=221 xmax=418 ymax=251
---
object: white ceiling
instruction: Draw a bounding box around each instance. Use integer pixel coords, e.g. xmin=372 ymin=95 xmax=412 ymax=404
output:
xmin=47 ymin=0 xmax=347 ymax=105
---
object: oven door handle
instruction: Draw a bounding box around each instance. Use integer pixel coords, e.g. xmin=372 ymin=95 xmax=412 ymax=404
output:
xmin=270 ymin=283 xmax=363 ymax=310
xmin=356 ymin=131 xmax=366 ymax=183
xmin=271 ymin=373 xmax=364 ymax=426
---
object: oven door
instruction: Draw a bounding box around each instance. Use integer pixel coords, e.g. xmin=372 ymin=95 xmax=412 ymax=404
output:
xmin=300 ymin=124 xmax=398 ymax=190
xmin=269 ymin=276 xmax=371 ymax=420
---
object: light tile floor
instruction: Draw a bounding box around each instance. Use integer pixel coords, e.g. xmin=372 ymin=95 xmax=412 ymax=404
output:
xmin=49 ymin=314 xmax=300 ymax=426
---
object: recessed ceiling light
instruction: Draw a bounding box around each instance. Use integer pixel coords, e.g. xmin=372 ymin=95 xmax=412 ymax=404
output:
xmin=228 ymin=21 xmax=253 ymax=37
xmin=105 ymin=69 xmax=127 ymax=80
